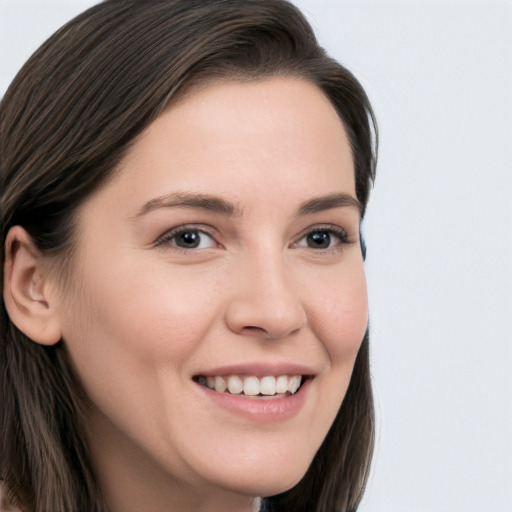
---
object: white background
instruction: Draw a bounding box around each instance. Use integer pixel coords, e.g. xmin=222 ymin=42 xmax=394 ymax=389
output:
xmin=1 ymin=1 xmax=511 ymax=511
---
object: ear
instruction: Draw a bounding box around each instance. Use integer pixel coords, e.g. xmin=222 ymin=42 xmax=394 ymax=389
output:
xmin=3 ymin=226 xmax=62 ymax=346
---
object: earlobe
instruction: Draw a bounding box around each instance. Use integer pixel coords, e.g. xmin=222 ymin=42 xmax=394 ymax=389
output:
xmin=3 ymin=226 xmax=62 ymax=346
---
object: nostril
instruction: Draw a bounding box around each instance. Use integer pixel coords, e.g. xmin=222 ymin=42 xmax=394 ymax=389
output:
xmin=243 ymin=325 xmax=266 ymax=333
xmin=241 ymin=324 xmax=302 ymax=340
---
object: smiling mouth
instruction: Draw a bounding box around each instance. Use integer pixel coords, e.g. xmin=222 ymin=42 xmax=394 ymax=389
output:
xmin=194 ymin=374 xmax=307 ymax=397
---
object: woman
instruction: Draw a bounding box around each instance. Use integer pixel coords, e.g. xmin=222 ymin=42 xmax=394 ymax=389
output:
xmin=0 ymin=1 xmax=377 ymax=511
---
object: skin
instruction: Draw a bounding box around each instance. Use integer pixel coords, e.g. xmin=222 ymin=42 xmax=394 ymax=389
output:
xmin=47 ymin=78 xmax=368 ymax=512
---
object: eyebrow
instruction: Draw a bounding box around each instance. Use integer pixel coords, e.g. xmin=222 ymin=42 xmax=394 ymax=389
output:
xmin=297 ymin=193 xmax=363 ymax=216
xmin=134 ymin=191 xmax=362 ymax=219
xmin=135 ymin=191 xmax=243 ymax=218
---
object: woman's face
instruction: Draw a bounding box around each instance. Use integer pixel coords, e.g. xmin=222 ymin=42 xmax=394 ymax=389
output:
xmin=55 ymin=78 xmax=368 ymax=510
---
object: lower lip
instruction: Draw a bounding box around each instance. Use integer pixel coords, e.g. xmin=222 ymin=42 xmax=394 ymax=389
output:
xmin=196 ymin=379 xmax=311 ymax=423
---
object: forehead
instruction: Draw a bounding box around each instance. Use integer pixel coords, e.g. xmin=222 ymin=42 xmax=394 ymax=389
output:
xmin=122 ymin=77 xmax=353 ymax=184
xmin=80 ymin=77 xmax=356 ymax=225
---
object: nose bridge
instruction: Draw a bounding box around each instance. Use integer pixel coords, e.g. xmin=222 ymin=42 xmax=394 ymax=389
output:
xmin=225 ymin=243 xmax=307 ymax=339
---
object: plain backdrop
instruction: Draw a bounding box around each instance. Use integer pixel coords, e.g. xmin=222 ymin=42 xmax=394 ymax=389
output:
xmin=1 ymin=1 xmax=511 ymax=511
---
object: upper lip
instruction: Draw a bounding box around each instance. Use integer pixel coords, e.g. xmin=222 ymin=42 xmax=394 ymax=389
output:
xmin=194 ymin=362 xmax=318 ymax=378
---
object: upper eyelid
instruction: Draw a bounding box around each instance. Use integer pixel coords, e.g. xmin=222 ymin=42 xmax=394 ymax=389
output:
xmin=153 ymin=222 xmax=355 ymax=247
xmin=153 ymin=224 xmax=218 ymax=246
xmin=294 ymin=224 xmax=359 ymax=251
xmin=294 ymin=224 xmax=351 ymax=239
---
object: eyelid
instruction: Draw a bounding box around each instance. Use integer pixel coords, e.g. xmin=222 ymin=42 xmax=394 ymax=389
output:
xmin=153 ymin=223 xmax=355 ymax=251
xmin=153 ymin=224 xmax=220 ymax=250
xmin=292 ymin=224 xmax=353 ymax=249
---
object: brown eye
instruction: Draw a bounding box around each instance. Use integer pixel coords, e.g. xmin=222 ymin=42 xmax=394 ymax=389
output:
xmin=174 ymin=231 xmax=202 ymax=248
xmin=157 ymin=228 xmax=216 ymax=250
xmin=306 ymin=231 xmax=332 ymax=249
xmin=296 ymin=227 xmax=349 ymax=250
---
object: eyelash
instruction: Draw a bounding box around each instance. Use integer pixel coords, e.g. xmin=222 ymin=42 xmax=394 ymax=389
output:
xmin=154 ymin=224 xmax=352 ymax=252
xmin=154 ymin=224 xmax=218 ymax=251
xmin=294 ymin=225 xmax=351 ymax=252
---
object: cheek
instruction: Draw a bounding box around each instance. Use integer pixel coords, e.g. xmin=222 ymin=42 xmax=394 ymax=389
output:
xmin=58 ymin=258 xmax=225 ymax=428
xmin=310 ymin=261 xmax=368 ymax=362
xmin=68 ymin=259 xmax=221 ymax=363
xmin=305 ymin=261 xmax=368 ymax=427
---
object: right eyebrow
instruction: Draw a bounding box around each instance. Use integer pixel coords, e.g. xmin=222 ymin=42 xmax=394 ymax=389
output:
xmin=133 ymin=191 xmax=243 ymax=218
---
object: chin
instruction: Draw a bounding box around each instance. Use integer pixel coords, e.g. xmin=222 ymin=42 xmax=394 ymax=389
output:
xmin=252 ymin=473 xmax=305 ymax=499
xmin=207 ymin=455 xmax=310 ymax=499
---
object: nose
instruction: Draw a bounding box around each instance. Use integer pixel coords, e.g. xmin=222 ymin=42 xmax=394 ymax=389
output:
xmin=224 ymin=254 xmax=308 ymax=340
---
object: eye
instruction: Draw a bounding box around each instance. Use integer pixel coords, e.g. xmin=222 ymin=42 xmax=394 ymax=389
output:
xmin=156 ymin=227 xmax=217 ymax=250
xmin=295 ymin=227 xmax=350 ymax=250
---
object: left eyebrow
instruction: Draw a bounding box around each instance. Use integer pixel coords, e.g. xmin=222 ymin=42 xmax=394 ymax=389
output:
xmin=296 ymin=193 xmax=363 ymax=216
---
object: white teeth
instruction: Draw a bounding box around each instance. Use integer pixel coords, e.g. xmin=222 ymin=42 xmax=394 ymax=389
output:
xmin=201 ymin=374 xmax=304 ymax=396
xmin=288 ymin=375 xmax=301 ymax=395
xmin=276 ymin=375 xmax=288 ymax=394
xmin=259 ymin=376 xmax=276 ymax=396
xmin=243 ymin=376 xmax=260 ymax=396
xmin=214 ymin=376 xmax=227 ymax=393
xmin=227 ymin=375 xmax=243 ymax=394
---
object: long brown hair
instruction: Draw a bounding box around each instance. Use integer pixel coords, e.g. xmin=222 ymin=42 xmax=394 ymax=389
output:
xmin=0 ymin=1 xmax=377 ymax=511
